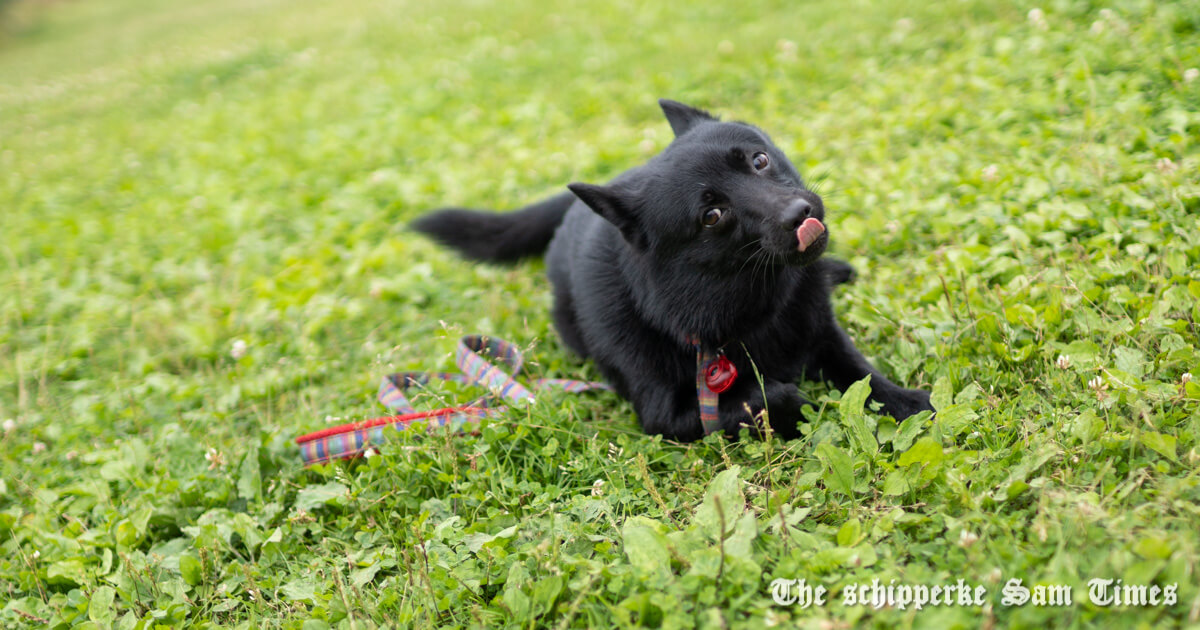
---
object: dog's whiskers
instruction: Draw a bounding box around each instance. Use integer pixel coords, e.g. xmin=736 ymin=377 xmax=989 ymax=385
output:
xmin=735 ymin=239 xmax=765 ymax=276
xmin=752 ymin=249 xmax=772 ymax=287
xmin=735 ymin=239 xmax=762 ymax=256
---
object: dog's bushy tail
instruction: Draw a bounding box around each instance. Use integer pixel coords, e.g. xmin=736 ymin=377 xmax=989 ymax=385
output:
xmin=410 ymin=191 xmax=575 ymax=263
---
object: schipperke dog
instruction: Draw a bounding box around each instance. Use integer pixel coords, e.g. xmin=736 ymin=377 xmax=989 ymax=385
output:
xmin=412 ymin=99 xmax=932 ymax=441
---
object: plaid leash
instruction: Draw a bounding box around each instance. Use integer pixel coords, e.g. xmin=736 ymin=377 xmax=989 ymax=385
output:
xmin=693 ymin=345 xmax=722 ymax=436
xmin=688 ymin=337 xmax=738 ymax=436
xmin=296 ymin=334 xmax=736 ymax=465
xmin=296 ymin=335 xmax=610 ymax=465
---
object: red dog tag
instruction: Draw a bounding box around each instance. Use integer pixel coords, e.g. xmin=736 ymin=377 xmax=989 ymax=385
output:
xmin=704 ymin=354 xmax=738 ymax=394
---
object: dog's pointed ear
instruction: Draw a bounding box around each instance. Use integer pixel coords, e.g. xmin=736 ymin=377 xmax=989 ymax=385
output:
xmin=659 ymin=99 xmax=716 ymax=137
xmin=568 ymin=182 xmax=648 ymax=250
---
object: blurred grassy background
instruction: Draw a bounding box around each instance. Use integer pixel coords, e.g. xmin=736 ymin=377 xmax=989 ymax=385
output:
xmin=2 ymin=0 xmax=1199 ymax=627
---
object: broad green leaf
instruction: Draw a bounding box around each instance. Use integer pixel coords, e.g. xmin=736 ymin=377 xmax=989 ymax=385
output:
xmin=1004 ymin=304 xmax=1037 ymax=327
xmin=464 ymin=524 xmax=519 ymax=553
xmin=1070 ymin=409 xmax=1104 ymax=444
xmin=882 ymin=469 xmax=914 ymax=496
xmin=897 ymin=437 xmax=943 ymax=468
xmin=621 ymin=516 xmax=672 ymax=580
xmin=115 ymin=519 xmax=141 ymax=548
xmin=237 ymin=445 xmax=263 ymax=501
xmin=695 ymin=466 xmax=744 ymax=538
xmin=935 ymin=404 xmax=978 ymax=437
xmin=351 ymin=564 xmax=382 ymax=588
xmin=930 ymin=377 xmax=954 ymax=411
xmin=531 ymin=575 xmax=564 ymax=616
xmin=1061 ymin=340 xmax=1102 ymax=369
xmin=893 ymin=412 xmax=930 ymax=452
xmin=815 ymin=443 xmax=854 ymax=496
xmin=179 ymin=554 xmax=203 ymax=586
xmin=230 ymin=513 xmax=264 ymax=551
xmin=1133 ymin=536 xmax=1172 ymax=560
xmin=847 ymin=543 xmax=878 ymax=568
xmin=280 ymin=577 xmax=320 ymax=603
xmin=1140 ymin=432 xmax=1177 ymax=463
xmin=88 ymin=586 xmax=116 ymax=626
xmin=504 ymin=562 xmax=532 ymax=619
xmin=836 ymin=518 xmax=862 ymax=547
xmin=839 ymin=376 xmax=878 ymax=456
xmin=1113 ymin=347 xmax=1146 ymax=379
xmin=1005 ymin=480 xmax=1030 ymax=500
xmin=725 ymin=512 xmax=758 ymax=559
xmin=295 ymin=482 xmax=348 ymax=511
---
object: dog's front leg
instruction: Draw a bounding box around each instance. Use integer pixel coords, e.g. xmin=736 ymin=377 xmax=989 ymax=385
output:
xmin=629 ymin=381 xmax=710 ymax=442
xmin=814 ymin=323 xmax=933 ymax=419
xmin=718 ymin=379 xmax=809 ymax=440
xmin=631 ymin=377 xmax=809 ymax=442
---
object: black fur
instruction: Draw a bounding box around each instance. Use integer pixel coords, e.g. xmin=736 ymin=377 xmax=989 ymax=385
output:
xmin=412 ymin=99 xmax=932 ymax=440
xmin=410 ymin=191 xmax=576 ymax=262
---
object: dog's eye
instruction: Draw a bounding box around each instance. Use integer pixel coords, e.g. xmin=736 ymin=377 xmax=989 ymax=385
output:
xmin=752 ymin=152 xmax=770 ymax=170
xmin=702 ymin=208 xmax=724 ymax=227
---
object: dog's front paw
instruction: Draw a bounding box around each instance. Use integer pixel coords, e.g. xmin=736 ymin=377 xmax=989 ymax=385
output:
xmin=822 ymin=258 xmax=857 ymax=286
xmin=719 ymin=381 xmax=808 ymax=439
xmin=882 ymin=388 xmax=933 ymax=419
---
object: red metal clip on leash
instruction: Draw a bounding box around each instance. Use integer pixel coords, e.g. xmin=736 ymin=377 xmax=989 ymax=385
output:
xmin=295 ymin=335 xmax=610 ymax=466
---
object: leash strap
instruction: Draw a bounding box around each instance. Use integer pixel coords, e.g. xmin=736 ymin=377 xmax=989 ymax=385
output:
xmin=691 ymin=340 xmax=724 ymax=435
xmin=296 ymin=336 xmax=610 ymax=465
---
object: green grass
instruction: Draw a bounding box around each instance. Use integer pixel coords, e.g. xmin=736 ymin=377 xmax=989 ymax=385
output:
xmin=2 ymin=0 xmax=1199 ymax=627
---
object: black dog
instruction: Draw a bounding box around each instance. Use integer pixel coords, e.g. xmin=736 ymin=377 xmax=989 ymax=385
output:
xmin=412 ymin=100 xmax=932 ymax=441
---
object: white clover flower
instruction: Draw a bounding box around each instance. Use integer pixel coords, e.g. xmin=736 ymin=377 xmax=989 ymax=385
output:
xmin=1182 ymin=372 xmax=1193 ymax=384
xmin=32 ymin=442 xmax=46 ymax=454
xmin=230 ymin=339 xmax=248 ymax=360
xmin=1056 ymin=355 xmax=1071 ymax=369
xmin=1028 ymin=8 xmax=1048 ymax=30
xmin=205 ymin=448 xmax=225 ymax=470
xmin=591 ymin=479 xmax=605 ymax=497
xmin=2 ymin=419 xmax=14 ymax=434
xmin=981 ymin=164 xmax=999 ymax=181
xmin=958 ymin=529 xmax=980 ymax=547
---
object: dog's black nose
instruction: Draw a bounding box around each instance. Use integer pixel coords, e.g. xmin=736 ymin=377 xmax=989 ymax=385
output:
xmin=781 ymin=199 xmax=813 ymax=230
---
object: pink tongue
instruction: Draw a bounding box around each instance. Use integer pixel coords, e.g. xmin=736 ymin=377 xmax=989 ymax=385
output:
xmin=796 ymin=217 xmax=825 ymax=252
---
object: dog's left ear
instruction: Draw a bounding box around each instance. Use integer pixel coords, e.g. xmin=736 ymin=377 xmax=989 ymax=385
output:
xmin=659 ymin=99 xmax=717 ymax=137
xmin=567 ymin=181 xmax=648 ymax=250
